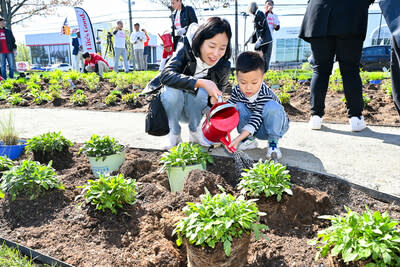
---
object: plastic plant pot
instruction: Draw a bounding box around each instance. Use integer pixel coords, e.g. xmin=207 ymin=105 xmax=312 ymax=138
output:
xmin=0 ymin=140 xmax=26 ymax=160
xmin=270 ymin=84 xmax=280 ymax=89
xmin=369 ymin=80 xmax=381 ymax=85
xmin=87 ymin=149 xmax=126 ymax=177
xmin=167 ymin=164 xmax=205 ymax=192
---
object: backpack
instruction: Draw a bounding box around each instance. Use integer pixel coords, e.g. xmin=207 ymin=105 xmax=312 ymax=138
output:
xmin=145 ymin=92 xmax=170 ymax=136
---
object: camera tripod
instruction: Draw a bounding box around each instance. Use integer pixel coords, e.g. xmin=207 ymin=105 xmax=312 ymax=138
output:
xmin=105 ymin=33 xmax=115 ymax=58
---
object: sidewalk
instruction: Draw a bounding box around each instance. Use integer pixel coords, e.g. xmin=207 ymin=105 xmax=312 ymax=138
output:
xmin=3 ymin=108 xmax=400 ymax=197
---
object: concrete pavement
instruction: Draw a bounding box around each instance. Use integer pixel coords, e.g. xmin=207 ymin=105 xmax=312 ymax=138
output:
xmin=2 ymin=108 xmax=400 ymax=197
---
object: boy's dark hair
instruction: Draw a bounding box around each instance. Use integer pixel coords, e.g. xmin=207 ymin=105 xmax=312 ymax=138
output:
xmin=82 ymin=52 xmax=90 ymax=59
xmin=236 ymin=51 xmax=265 ymax=73
xmin=192 ymin=17 xmax=232 ymax=61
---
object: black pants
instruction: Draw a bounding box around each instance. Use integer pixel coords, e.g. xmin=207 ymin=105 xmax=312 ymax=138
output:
xmin=309 ymin=37 xmax=364 ymax=118
xmin=256 ymin=43 xmax=272 ymax=73
xmin=391 ymin=37 xmax=400 ymax=116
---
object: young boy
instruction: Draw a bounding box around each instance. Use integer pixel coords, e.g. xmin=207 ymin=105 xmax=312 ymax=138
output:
xmin=227 ymin=51 xmax=289 ymax=160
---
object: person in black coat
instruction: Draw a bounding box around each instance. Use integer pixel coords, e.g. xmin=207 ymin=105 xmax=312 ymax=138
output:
xmin=299 ymin=0 xmax=375 ymax=132
xmin=160 ymin=17 xmax=232 ymax=149
xmin=170 ymin=0 xmax=198 ymax=50
xmin=0 ymin=17 xmax=16 ymax=79
xmin=248 ymin=2 xmax=272 ymax=73
xmin=379 ymin=0 xmax=400 ymax=116
xmin=71 ymin=30 xmax=83 ymax=72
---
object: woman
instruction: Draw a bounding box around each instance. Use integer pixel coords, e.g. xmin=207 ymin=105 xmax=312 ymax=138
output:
xmin=299 ymin=0 xmax=374 ymax=132
xmin=160 ymin=17 xmax=232 ymax=148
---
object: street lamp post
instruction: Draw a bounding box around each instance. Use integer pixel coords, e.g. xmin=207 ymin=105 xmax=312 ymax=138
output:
xmin=241 ymin=12 xmax=249 ymax=50
xmin=235 ymin=0 xmax=238 ymax=63
xmin=128 ymin=0 xmax=135 ymax=66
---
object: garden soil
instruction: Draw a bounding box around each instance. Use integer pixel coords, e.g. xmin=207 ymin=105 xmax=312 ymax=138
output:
xmin=0 ymin=145 xmax=400 ymax=267
xmin=1 ymin=80 xmax=399 ymax=126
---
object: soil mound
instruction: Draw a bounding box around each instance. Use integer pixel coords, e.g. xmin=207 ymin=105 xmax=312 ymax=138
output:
xmin=119 ymin=158 xmax=153 ymax=179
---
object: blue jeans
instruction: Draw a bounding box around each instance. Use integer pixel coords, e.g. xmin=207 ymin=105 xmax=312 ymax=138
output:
xmin=161 ymin=86 xmax=208 ymax=135
xmin=1 ymin=53 xmax=14 ymax=79
xmin=236 ymin=101 xmax=289 ymax=141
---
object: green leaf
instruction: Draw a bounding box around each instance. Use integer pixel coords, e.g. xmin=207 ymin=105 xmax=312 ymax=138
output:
xmin=223 ymin=240 xmax=231 ymax=257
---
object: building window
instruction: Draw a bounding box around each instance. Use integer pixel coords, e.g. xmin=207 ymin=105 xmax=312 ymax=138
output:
xmin=371 ymin=25 xmax=392 ymax=46
xmin=30 ymin=45 xmax=71 ymax=66
xmin=275 ymin=38 xmax=311 ymax=63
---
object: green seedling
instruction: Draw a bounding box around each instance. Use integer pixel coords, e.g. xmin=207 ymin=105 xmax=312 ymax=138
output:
xmin=26 ymin=131 xmax=72 ymax=155
xmin=79 ymin=134 xmax=124 ymax=160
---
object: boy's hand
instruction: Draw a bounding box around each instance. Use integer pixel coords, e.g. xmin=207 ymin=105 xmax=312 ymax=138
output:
xmin=225 ymin=137 xmax=241 ymax=154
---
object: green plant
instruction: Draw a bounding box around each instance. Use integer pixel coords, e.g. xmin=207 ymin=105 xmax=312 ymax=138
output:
xmin=31 ymin=90 xmax=52 ymax=105
xmin=329 ymin=69 xmax=343 ymax=92
xmin=0 ymin=89 xmax=9 ymax=100
xmin=79 ymin=134 xmax=124 ymax=160
xmin=26 ymin=81 xmax=41 ymax=91
xmin=132 ymin=71 xmax=158 ymax=88
xmin=26 ymin=131 xmax=72 ymax=155
xmin=0 ymin=242 xmax=39 ymax=266
xmin=70 ymin=90 xmax=87 ymax=105
xmin=159 ymin=142 xmax=214 ymax=173
xmin=110 ymin=90 xmax=122 ymax=96
xmin=76 ymin=174 xmax=138 ymax=214
xmin=115 ymin=73 xmax=131 ymax=89
xmin=66 ymin=70 xmax=81 ymax=81
xmin=238 ymin=160 xmax=293 ymax=201
xmin=309 ymin=206 xmax=400 ymax=266
xmin=173 ymin=188 xmax=268 ymax=256
xmin=15 ymin=77 xmax=27 ymax=85
xmin=1 ymin=80 xmax=15 ymax=90
xmin=103 ymin=94 xmax=117 ymax=106
xmin=0 ymin=155 xmax=14 ymax=171
xmin=381 ymin=80 xmax=392 ymax=97
xmin=48 ymin=84 xmax=62 ymax=99
xmin=7 ymin=93 xmax=23 ymax=105
xmin=281 ymin=78 xmax=299 ymax=92
xmin=277 ymin=92 xmax=290 ymax=104
xmin=265 ymin=70 xmax=280 ymax=85
xmin=362 ymin=93 xmax=371 ymax=108
xmin=367 ymin=72 xmax=388 ymax=81
xmin=0 ymin=160 xmax=63 ymax=200
xmin=82 ymin=72 xmax=99 ymax=91
xmin=49 ymin=69 xmax=63 ymax=81
xmin=122 ymin=92 xmax=140 ymax=104
xmin=0 ymin=111 xmax=18 ymax=145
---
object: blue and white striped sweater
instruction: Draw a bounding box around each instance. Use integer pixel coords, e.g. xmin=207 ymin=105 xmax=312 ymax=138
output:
xmin=228 ymin=83 xmax=280 ymax=135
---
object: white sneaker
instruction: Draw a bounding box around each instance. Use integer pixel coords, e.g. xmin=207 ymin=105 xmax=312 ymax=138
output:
xmin=309 ymin=115 xmax=323 ymax=130
xmin=266 ymin=146 xmax=282 ymax=160
xmin=238 ymin=137 xmax=258 ymax=151
xmin=164 ymin=133 xmax=182 ymax=150
xmin=349 ymin=116 xmax=366 ymax=132
xmin=189 ymin=127 xmax=211 ymax=147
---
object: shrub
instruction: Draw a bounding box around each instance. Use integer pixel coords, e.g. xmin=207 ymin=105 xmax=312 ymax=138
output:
xmin=122 ymin=92 xmax=140 ymax=104
xmin=159 ymin=142 xmax=214 ymax=172
xmin=309 ymin=206 xmax=400 ymax=266
xmin=26 ymin=131 xmax=72 ymax=155
xmin=238 ymin=160 xmax=293 ymax=201
xmin=0 ymin=160 xmax=63 ymax=200
xmin=277 ymin=92 xmax=290 ymax=104
xmin=173 ymin=188 xmax=268 ymax=256
xmin=79 ymin=134 xmax=124 ymax=160
xmin=7 ymin=93 xmax=23 ymax=105
xmin=70 ymin=90 xmax=87 ymax=105
xmin=0 ymin=155 xmax=14 ymax=171
xmin=76 ymin=174 xmax=138 ymax=214
xmin=103 ymin=94 xmax=117 ymax=106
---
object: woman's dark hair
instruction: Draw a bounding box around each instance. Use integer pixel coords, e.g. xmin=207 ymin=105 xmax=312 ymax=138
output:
xmin=82 ymin=52 xmax=90 ymax=59
xmin=192 ymin=17 xmax=232 ymax=61
xmin=236 ymin=51 xmax=265 ymax=73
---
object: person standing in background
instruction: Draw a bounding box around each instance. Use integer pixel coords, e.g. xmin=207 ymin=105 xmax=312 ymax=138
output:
xmin=130 ymin=23 xmax=146 ymax=71
xmin=113 ymin=21 xmax=129 ymax=73
xmin=143 ymin=28 xmax=150 ymax=71
xmin=170 ymin=0 xmax=198 ymax=50
xmin=264 ymin=0 xmax=280 ymax=71
xmin=71 ymin=29 xmax=84 ymax=72
xmin=379 ymin=0 xmax=400 ymax=116
xmin=299 ymin=0 xmax=375 ymax=132
xmin=0 ymin=17 xmax=16 ymax=79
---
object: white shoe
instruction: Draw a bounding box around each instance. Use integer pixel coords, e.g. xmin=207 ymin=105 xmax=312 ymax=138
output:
xmin=266 ymin=146 xmax=282 ymax=160
xmin=349 ymin=116 xmax=366 ymax=132
xmin=238 ymin=137 xmax=258 ymax=151
xmin=164 ymin=133 xmax=182 ymax=150
xmin=309 ymin=115 xmax=323 ymax=130
xmin=189 ymin=127 xmax=211 ymax=147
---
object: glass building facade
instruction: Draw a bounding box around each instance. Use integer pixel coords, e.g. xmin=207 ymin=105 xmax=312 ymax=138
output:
xmin=30 ymin=45 xmax=70 ymax=66
xmin=275 ymin=38 xmax=311 ymax=63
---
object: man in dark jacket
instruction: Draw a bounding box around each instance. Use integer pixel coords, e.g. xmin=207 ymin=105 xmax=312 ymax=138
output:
xmin=299 ymin=0 xmax=374 ymax=132
xmin=380 ymin=0 xmax=400 ymax=116
xmin=248 ymin=2 xmax=272 ymax=73
xmin=71 ymin=29 xmax=83 ymax=72
xmin=0 ymin=17 xmax=16 ymax=79
xmin=170 ymin=0 xmax=198 ymax=50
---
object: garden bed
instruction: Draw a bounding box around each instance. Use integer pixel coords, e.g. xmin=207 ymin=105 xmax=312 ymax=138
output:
xmin=0 ymin=145 xmax=399 ymax=266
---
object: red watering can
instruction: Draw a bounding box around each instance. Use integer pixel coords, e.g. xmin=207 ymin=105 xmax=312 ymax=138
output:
xmin=158 ymin=33 xmax=173 ymax=48
xmin=202 ymin=96 xmax=239 ymax=153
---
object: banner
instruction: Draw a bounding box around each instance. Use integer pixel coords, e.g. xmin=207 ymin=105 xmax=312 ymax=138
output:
xmin=74 ymin=7 xmax=97 ymax=53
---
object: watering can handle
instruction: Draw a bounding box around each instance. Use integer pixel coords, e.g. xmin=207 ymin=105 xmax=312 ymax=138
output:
xmin=219 ymin=133 xmax=236 ymax=153
xmin=207 ymin=103 xmax=236 ymax=123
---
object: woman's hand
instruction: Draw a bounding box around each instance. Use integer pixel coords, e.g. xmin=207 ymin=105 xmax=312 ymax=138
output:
xmin=196 ymin=79 xmax=222 ymax=100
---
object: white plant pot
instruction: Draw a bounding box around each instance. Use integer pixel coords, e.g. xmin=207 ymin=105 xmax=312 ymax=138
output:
xmin=88 ymin=150 xmax=126 ymax=177
xmin=167 ymin=164 xmax=205 ymax=193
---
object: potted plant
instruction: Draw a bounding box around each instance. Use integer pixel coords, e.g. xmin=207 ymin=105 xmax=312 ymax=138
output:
xmin=79 ymin=134 xmax=126 ymax=177
xmin=173 ymin=188 xmax=268 ymax=267
xmin=159 ymin=142 xmax=213 ymax=192
xmin=309 ymin=206 xmax=400 ymax=266
xmin=26 ymin=131 xmax=73 ymax=170
xmin=0 ymin=111 xmax=26 ymax=160
xmin=237 ymin=160 xmax=293 ymax=202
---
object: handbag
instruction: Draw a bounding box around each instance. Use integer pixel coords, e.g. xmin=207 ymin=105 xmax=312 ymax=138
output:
xmin=145 ymin=92 xmax=170 ymax=136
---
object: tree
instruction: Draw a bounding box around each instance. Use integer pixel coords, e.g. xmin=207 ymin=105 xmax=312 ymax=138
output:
xmin=151 ymin=0 xmax=232 ymax=10
xmin=16 ymin=42 xmax=30 ymax=62
xmin=0 ymin=0 xmax=83 ymax=29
